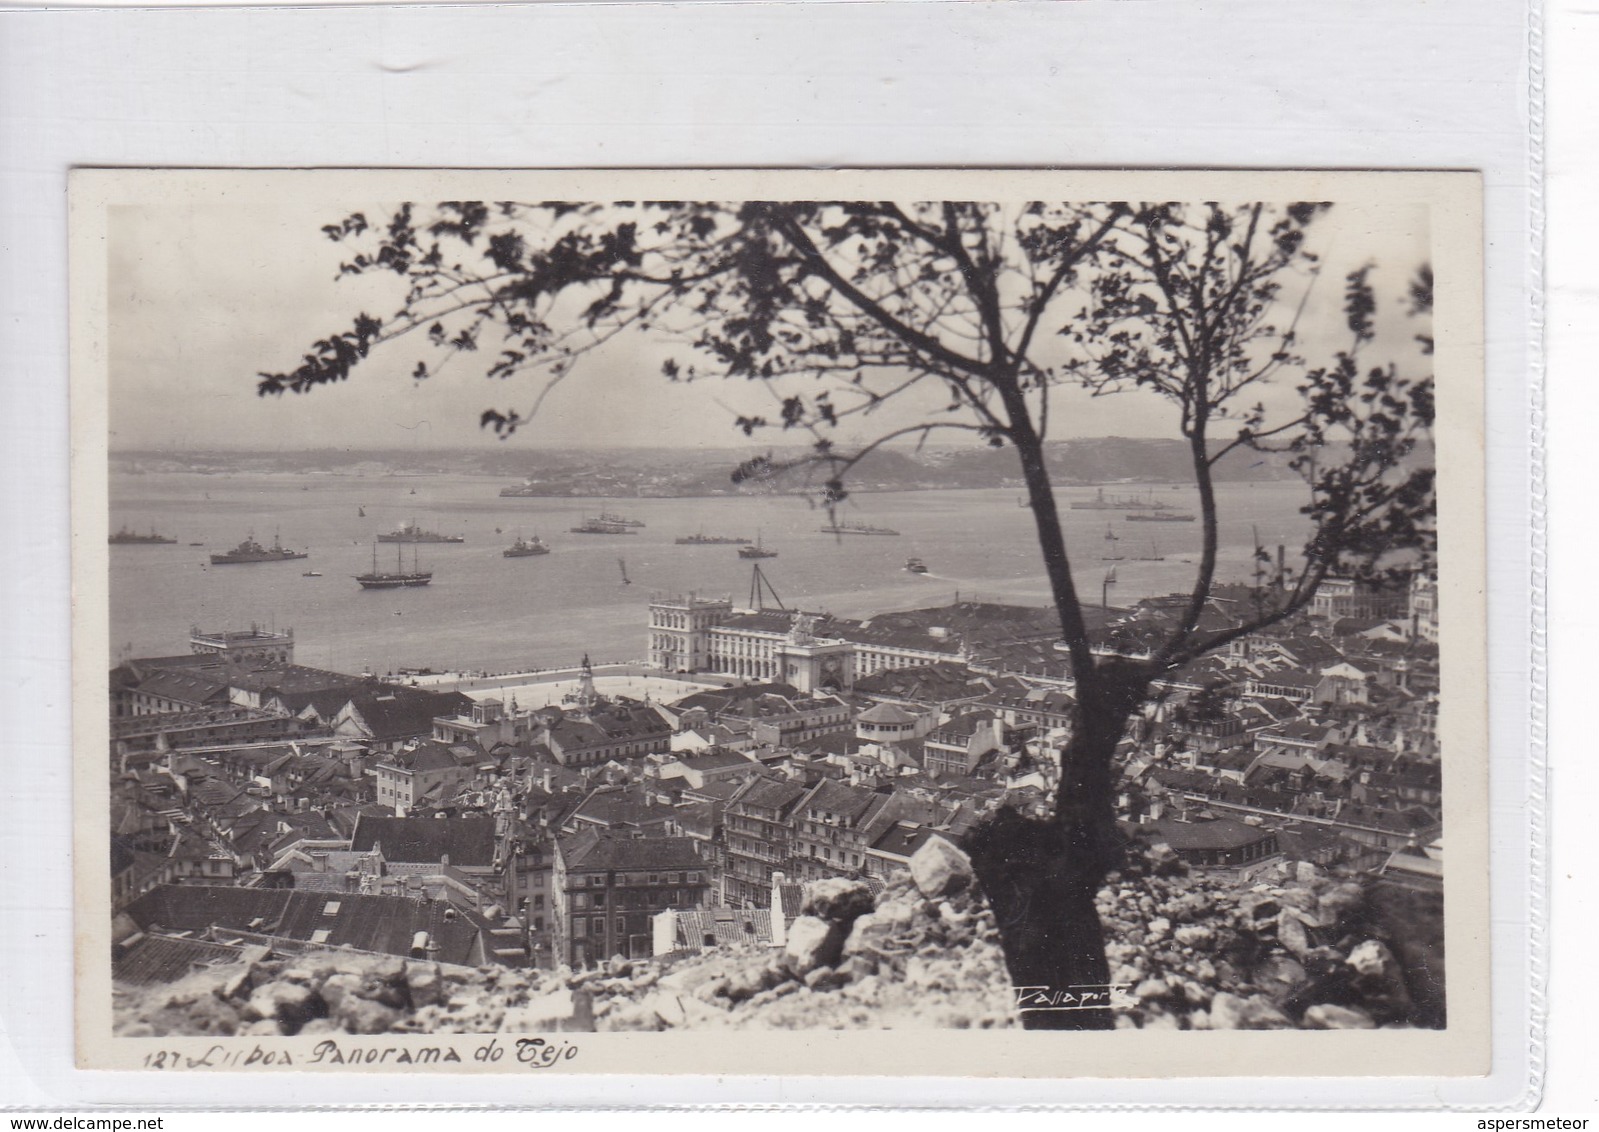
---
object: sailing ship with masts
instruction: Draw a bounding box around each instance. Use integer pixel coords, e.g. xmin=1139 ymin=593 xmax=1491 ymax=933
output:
xmin=356 ymin=542 xmax=433 ymax=589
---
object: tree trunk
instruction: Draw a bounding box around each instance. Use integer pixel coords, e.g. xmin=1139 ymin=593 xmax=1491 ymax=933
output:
xmin=966 ymin=806 xmax=1117 ymax=1030
xmin=965 ymin=664 xmax=1149 ymax=1031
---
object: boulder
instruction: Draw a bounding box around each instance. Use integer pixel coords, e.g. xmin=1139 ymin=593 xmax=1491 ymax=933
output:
xmin=1208 ymin=992 xmax=1250 ymax=1030
xmin=242 ymin=981 xmax=324 ymax=1034
xmin=1345 ymin=939 xmax=1413 ymax=1019
xmin=405 ymin=962 xmax=445 ymax=1009
xmin=1277 ymin=910 xmax=1312 ymax=958
xmin=334 ymin=996 xmax=402 ymax=1035
xmin=318 ymin=973 xmax=364 ymax=1012
xmin=802 ymin=878 xmax=876 ymax=925
xmin=1241 ymin=995 xmax=1296 ymax=1030
xmin=784 ymin=916 xmax=846 ymax=975
xmin=500 ymin=988 xmax=596 ymax=1033
xmin=1303 ymin=1003 xmax=1377 ymax=1030
xmin=1253 ymin=954 xmax=1309 ymax=998
xmin=909 ymin=837 xmax=973 ymax=899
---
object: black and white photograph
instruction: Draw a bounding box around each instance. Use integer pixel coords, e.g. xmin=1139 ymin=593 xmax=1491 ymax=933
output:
xmin=72 ymin=169 xmax=1487 ymax=1075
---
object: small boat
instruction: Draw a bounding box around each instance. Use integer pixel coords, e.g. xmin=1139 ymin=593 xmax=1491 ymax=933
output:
xmin=905 ymin=557 xmax=929 ymax=574
xmin=1101 ymin=555 xmax=1125 ymax=562
xmin=302 ymin=571 xmax=323 ymax=577
xmin=188 ymin=542 xmax=203 ymax=547
xmin=1105 ymin=524 xmax=1119 ymax=541
xmin=1132 ymin=541 xmax=1165 ymax=562
xmin=358 ymin=506 xmax=366 ymax=517
xmin=619 ymin=559 xmax=632 ymax=585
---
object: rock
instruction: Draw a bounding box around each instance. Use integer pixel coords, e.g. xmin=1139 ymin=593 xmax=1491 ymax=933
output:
xmin=1345 ymin=940 xmax=1413 ymax=1019
xmin=238 ymin=1020 xmax=284 ymax=1036
xmin=500 ymin=988 xmax=596 ymax=1033
xmin=405 ymin=962 xmax=444 ymax=1009
xmin=909 ymin=837 xmax=973 ymax=899
xmin=356 ymin=976 xmax=410 ymax=1010
xmin=1295 ymin=861 xmax=1319 ymax=884
xmin=1277 ymin=910 xmax=1312 ymax=958
xmin=1303 ymin=1003 xmax=1377 ymax=1030
xmin=1146 ymin=917 xmax=1172 ymax=943
xmin=368 ymin=955 xmax=408 ymax=986
xmin=1317 ymin=883 xmax=1366 ymax=926
xmin=334 ymin=996 xmax=402 ymax=1035
xmin=1208 ymin=992 xmax=1250 ymax=1030
xmin=1253 ymin=954 xmax=1309 ymax=998
xmin=1277 ymin=887 xmax=1318 ymax=913
xmin=837 ymin=954 xmax=877 ymax=983
xmin=219 ymin=966 xmax=255 ymax=1003
xmin=243 ymin=981 xmax=324 ymax=1034
xmin=1241 ymin=995 xmax=1295 ymax=1030
xmin=785 ymin=916 xmax=847 ymax=976
xmin=801 ymin=878 xmax=876 ymax=925
xmin=804 ymin=966 xmax=846 ymax=991
xmin=1173 ymin=924 xmax=1214 ymax=949
xmin=1134 ymin=978 xmax=1170 ymax=1002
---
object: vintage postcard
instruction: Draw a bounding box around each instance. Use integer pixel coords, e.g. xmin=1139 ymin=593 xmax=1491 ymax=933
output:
xmin=70 ymin=168 xmax=1487 ymax=1078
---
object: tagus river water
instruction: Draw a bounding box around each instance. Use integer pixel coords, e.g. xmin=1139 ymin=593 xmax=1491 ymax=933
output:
xmin=108 ymin=473 xmax=1314 ymax=675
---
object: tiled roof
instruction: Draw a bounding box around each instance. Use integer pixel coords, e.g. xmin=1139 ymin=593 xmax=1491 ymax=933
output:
xmin=349 ymin=689 xmax=473 ymax=742
xmin=560 ymin=833 xmax=708 ymax=873
xmin=671 ymin=907 xmax=772 ymax=948
xmin=681 ymin=749 xmax=757 ymax=771
xmin=123 ymin=885 xmax=481 ymax=965
xmin=856 ymin=702 xmax=921 ymax=725
xmin=729 ymin=778 xmax=810 ymax=812
xmin=1151 ymin=817 xmax=1274 ymax=851
xmin=669 ymin=682 xmax=803 ymax=713
xmin=350 ymin=815 xmax=498 ymax=867
xmin=133 ymin=669 xmax=231 ymax=706
xmin=113 ymin=935 xmax=254 ymax=987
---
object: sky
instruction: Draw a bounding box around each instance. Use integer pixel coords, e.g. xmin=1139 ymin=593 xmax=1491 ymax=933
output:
xmin=106 ymin=196 xmax=1432 ymax=453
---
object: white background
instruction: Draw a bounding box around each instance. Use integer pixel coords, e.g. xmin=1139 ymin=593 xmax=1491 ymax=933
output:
xmin=0 ymin=0 xmax=1586 ymax=1116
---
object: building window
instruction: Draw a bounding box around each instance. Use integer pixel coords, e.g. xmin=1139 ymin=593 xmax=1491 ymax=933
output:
xmin=573 ymin=919 xmax=586 ymax=938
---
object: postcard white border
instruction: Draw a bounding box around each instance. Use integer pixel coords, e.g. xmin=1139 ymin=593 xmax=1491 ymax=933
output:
xmin=69 ymin=167 xmax=1486 ymax=1084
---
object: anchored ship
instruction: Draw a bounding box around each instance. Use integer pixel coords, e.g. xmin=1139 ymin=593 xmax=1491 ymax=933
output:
xmin=503 ymin=534 xmax=551 ymax=558
xmin=378 ymin=520 xmax=464 ymax=544
xmin=818 ymin=521 xmax=901 ymax=536
xmin=1070 ymin=488 xmax=1173 ymax=511
xmin=356 ymin=543 xmax=432 ymax=589
xmin=738 ymin=533 xmax=777 ymax=559
xmin=676 ymin=532 xmax=751 ymax=546
xmin=596 ymin=511 xmax=645 ymax=528
xmin=209 ymin=532 xmax=308 ymax=565
xmin=109 ymin=526 xmax=177 ymax=545
xmin=571 ymin=517 xmax=637 ymax=535
xmin=905 ymin=557 xmax=929 ymax=574
xmin=1126 ymin=512 xmax=1196 ymax=523
xmin=499 ymin=479 xmax=542 ymax=497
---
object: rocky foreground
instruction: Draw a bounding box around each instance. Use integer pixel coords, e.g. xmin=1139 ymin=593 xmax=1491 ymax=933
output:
xmin=116 ymin=839 xmax=1443 ymax=1036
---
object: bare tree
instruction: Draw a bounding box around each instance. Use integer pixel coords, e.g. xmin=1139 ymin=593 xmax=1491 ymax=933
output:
xmin=261 ymin=199 xmax=1434 ymax=1029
